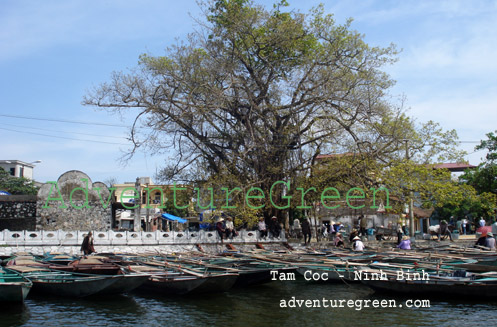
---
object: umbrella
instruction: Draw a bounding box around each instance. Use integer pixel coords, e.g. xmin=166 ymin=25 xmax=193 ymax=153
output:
xmin=161 ymin=213 xmax=187 ymax=224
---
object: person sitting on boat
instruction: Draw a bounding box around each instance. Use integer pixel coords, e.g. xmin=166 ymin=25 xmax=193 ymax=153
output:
xmin=224 ymin=217 xmax=237 ymax=239
xmin=216 ymin=218 xmax=225 ymax=243
xmin=475 ymin=234 xmax=487 ymax=248
xmin=485 ymin=232 xmax=496 ymax=250
xmin=270 ymin=216 xmax=282 ymax=239
xmin=352 ymin=236 xmax=364 ymax=251
xmin=81 ymin=231 xmax=96 ymax=256
xmin=258 ymin=217 xmax=268 ymax=239
xmin=397 ymin=235 xmax=411 ymax=250
xmin=492 ymin=220 xmax=497 ymax=236
xmin=334 ymin=233 xmax=344 ymax=248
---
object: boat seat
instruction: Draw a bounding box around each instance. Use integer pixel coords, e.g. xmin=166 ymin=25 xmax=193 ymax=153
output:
xmin=9 ymin=266 xmax=49 ymax=273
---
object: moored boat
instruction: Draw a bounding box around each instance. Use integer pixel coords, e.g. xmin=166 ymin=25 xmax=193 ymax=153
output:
xmin=128 ymin=264 xmax=208 ymax=295
xmin=0 ymin=267 xmax=32 ymax=303
xmin=8 ymin=265 xmax=117 ymax=298
xmin=361 ymin=276 xmax=497 ymax=298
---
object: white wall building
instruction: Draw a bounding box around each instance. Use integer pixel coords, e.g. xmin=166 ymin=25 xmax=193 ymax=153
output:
xmin=0 ymin=160 xmax=41 ymax=180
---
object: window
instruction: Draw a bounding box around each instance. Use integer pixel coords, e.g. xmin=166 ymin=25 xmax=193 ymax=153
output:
xmin=20 ymin=167 xmax=24 ymax=177
xmin=154 ymin=193 xmax=162 ymax=204
xmin=9 ymin=168 xmax=15 ymax=176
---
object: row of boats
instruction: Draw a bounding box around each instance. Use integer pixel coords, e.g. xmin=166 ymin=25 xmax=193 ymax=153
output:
xmin=252 ymin=244 xmax=497 ymax=298
xmin=0 ymin=251 xmax=296 ymax=303
xmin=2 ymin=243 xmax=497 ymax=303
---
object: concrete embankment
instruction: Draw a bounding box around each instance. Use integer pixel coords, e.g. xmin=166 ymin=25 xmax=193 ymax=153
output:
xmin=0 ymin=229 xmax=287 ymax=256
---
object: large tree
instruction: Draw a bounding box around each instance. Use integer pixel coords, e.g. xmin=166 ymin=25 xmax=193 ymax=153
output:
xmin=84 ymin=0 xmax=460 ymax=221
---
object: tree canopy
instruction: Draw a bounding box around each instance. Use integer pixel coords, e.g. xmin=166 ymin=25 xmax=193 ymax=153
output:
xmin=84 ymin=0 xmax=466 ymax=221
xmin=460 ymin=131 xmax=497 ymax=195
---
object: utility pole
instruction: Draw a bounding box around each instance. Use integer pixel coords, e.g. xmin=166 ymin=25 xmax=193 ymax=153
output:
xmin=404 ymin=139 xmax=415 ymax=237
xmin=134 ymin=177 xmax=141 ymax=232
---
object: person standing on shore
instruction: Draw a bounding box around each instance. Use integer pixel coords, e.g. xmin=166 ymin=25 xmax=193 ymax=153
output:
xmin=462 ymin=218 xmax=468 ymax=235
xmin=81 ymin=231 xmax=95 ymax=256
xmin=302 ymin=219 xmax=311 ymax=245
xmin=225 ymin=217 xmax=236 ymax=239
xmin=438 ymin=220 xmax=453 ymax=242
xmin=270 ymin=216 xmax=282 ymax=239
xmin=396 ymin=224 xmax=403 ymax=245
xmin=359 ymin=215 xmax=367 ymax=237
xmin=480 ymin=217 xmax=486 ymax=228
xmin=216 ymin=218 xmax=225 ymax=243
xmin=258 ymin=217 xmax=267 ymax=239
xmin=492 ymin=220 xmax=497 ymax=236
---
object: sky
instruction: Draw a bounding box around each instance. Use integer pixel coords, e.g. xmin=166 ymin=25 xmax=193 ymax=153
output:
xmin=1 ymin=0 xmax=496 ymax=184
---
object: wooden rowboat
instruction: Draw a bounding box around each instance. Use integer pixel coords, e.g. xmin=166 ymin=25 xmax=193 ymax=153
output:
xmin=0 ymin=267 xmax=32 ymax=303
xmin=362 ymin=276 xmax=497 ymax=298
xmin=8 ymin=265 xmax=117 ymax=298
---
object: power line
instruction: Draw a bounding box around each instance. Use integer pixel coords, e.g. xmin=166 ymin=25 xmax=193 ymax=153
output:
xmin=0 ymin=113 xmax=129 ymax=128
xmin=0 ymin=127 xmax=130 ymax=145
xmin=466 ymin=149 xmax=486 ymax=155
xmin=3 ymin=123 xmax=128 ymax=140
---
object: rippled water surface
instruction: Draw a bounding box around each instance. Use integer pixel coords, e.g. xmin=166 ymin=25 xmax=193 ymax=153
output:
xmin=2 ymin=279 xmax=497 ymax=327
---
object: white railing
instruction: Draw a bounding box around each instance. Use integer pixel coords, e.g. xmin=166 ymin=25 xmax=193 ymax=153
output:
xmin=0 ymin=230 xmax=286 ymax=246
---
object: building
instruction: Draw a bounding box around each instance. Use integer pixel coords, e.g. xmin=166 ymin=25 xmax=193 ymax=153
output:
xmin=0 ymin=160 xmax=41 ymax=179
xmin=112 ymin=178 xmax=195 ymax=231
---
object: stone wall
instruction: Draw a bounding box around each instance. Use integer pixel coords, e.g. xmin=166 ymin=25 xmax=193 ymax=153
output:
xmin=36 ymin=170 xmax=112 ymax=231
xmin=0 ymin=195 xmax=37 ymax=230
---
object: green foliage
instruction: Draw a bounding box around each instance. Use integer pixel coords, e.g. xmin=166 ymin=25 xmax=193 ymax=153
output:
xmin=477 ymin=131 xmax=497 ymax=163
xmin=461 ymin=165 xmax=497 ymax=195
xmin=434 ymin=190 xmax=496 ymax=220
xmin=432 ymin=131 xmax=497 ymax=220
xmin=460 ymin=131 xmax=497 ymax=195
xmin=0 ymin=168 xmax=38 ymax=195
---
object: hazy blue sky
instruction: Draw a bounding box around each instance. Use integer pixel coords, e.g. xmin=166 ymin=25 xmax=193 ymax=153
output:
xmin=1 ymin=0 xmax=496 ymax=184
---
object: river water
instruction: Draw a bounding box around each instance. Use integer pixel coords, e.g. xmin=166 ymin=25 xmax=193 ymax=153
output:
xmin=2 ymin=278 xmax=497 ymax=327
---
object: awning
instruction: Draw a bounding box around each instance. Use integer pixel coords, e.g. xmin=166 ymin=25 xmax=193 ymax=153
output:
xmin=161 ymin=213 xmax=187 ymax=224
xmin=0 ymin=190 xmax=11 ymax=195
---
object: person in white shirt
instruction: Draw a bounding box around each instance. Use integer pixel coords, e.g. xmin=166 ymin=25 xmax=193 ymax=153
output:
xmin=480 ymin=217 xmax=486 ymax=228
xmin=352 ymin=236 xmax=364 ymax=251
xmin=258 ymin=218 xmax=267 ymax=239
xmin=225 ymin=217 xmax=236 ymax=239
